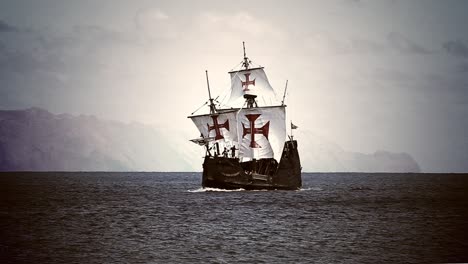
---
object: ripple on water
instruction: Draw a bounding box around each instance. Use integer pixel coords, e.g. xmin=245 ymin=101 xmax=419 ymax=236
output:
xmin=1 ymin=172 xmax=467 ymax=263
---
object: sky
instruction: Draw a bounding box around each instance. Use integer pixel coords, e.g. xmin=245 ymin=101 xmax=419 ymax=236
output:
xmin=0 ymin=0 xmax=468 ymax=172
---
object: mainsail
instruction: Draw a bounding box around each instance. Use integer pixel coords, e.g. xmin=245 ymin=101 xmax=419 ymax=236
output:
xmin=236 ymin=106 xmax=285 ymax=162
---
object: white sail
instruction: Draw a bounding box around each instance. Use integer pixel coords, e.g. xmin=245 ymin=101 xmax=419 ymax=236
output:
xmin=189 ymin=111 xmax=238 ymax=142
xmin=236 ymin=106 xmax=286 ymax=162
xmin=228 ymin=67 xmax=278 ymax=106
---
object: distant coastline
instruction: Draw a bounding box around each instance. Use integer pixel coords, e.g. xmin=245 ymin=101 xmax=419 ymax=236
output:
xmin=0 ymin=108 xmax=420 ymax=172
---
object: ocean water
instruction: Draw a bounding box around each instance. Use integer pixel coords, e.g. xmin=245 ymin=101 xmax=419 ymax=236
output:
xmin=1 ymin=172 xmax=467 ymax=264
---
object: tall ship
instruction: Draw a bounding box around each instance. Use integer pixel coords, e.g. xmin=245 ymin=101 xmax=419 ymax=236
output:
xmin=188 ymin=43 xmax=302 ymax=190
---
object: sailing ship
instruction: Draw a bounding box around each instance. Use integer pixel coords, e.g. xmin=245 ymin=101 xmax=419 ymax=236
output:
xmin=188 ymin=43 xmax=302 ymax=190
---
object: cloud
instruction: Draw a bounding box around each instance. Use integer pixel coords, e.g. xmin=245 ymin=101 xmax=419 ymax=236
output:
xmin=456 ymin=63 xmax=468 ymax=73
xmin=72 ymin=25 xmax=137 ymax=48
xmin=136 ymin=8 xmax=169 ymax=22
xmin=342 ymin=0 xmax=362 ymax=5
xmin=387 ymin=32 xmax=430 ymax=54
xmin=0 ymin=20 xmax=18 ymax=33
xmin=0 ymin=20 xmax=185 ymax=123
xmin=0 ymin=28 xmax=75 ymax=75
xmin=302 ymin=33 xmax=384 ymax=55
xmin=443 ymin=39 xmax=468 ymax=58
xmin=0 ymin=50 xmax=40 ymax=74
xmin=134 ymin=8 xmax=177 ymax=40
xmin=197 ymin=12 xmax=284 ymax=39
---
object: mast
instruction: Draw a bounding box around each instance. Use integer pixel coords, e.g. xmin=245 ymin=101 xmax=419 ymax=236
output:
xmin=240 ymin=42 xmax=258 ymax=108
xmin=281 ymin=80 xmax=288 ymax=105
xmin=290 ymin=120 xmax=294 ymax=141
xmin=205 ymin=70 xmax=216 ymax=114
xmin=242 ymin=41 xmax=250 ymax=69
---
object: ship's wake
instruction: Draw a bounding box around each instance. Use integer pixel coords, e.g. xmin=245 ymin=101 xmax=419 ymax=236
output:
xmin=297 ymin=187 xmax=323 ymax=191
xmin=188 ymin=187 xmax=320 ymax=192
xmin=188 ymin=187 xmax=246 ymax=192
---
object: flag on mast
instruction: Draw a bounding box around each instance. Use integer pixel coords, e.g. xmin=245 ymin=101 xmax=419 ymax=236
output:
xmin=291 ymin=122 xmax=298 ymax=129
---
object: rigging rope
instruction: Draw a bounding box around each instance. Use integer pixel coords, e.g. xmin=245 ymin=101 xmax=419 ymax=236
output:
xmin=190 ymin=101 xmax=208 ymax=115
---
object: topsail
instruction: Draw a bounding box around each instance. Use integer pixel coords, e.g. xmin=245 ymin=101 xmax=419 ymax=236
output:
xmin=228 ymin=67 xmax=278 ymax=107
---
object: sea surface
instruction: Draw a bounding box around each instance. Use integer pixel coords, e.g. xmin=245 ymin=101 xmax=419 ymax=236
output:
xmin=1 ymin=172 xmax=467 ymax=264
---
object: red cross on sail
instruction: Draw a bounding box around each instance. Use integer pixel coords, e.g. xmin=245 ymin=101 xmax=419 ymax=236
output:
xmin=207 ymin=115 xmax=229 ymax=140
xmin=242 ymin=114 xmax=270 ymax=148
xmin=241 ymin=73 xmax=256 ymax=91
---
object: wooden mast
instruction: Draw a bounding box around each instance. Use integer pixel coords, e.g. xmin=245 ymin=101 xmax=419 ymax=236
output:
xmin=241 ymin=41 xmax=257 ymax=108
xmin=205 ymin=70 xmax=216 ymax=114
xmin=242 ymin=41 xmax=250 ymax=69
xmin=281 ymin=80 xmax=288 ymax=106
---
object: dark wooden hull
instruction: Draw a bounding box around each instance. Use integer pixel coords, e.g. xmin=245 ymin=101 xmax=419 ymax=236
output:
xmin=202 ymin=140 xmax=302 ymax=190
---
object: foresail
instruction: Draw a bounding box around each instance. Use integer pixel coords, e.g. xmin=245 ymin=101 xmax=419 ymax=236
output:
xmin=236 ymin=106 xmax=286 ymax=162
xmin=228 ymin=68 xmax=278 ymax=107
xmin=189 ymin=111 xmax=238 ymax=143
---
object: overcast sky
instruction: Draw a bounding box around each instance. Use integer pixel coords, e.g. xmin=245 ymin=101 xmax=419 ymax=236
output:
xmin=1 ymin=0 xmax=468 ymax=172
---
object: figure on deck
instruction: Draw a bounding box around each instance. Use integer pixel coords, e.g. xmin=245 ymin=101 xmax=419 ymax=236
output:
xmin=230 ymin=145 xmax=237 ymax=158
xmin=206 ymin=144 xmax=213 ymax=157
